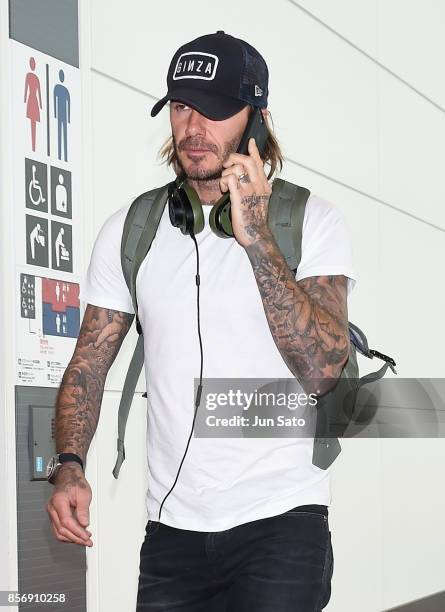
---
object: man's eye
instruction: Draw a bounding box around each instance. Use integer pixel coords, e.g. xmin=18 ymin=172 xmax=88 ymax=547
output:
xmin=174 ymin=103 xmax=189 ymax=111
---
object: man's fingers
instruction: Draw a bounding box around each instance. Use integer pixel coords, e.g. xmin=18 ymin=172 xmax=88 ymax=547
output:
xmin=223 ymin=152 xmax=259 ymax=181
xmin=248 ymin=138 xmax=269 ymax=178
xmin=47 ymin=503 xmax=84 ymax=543
xmin=48 ymin=504 xmax=88 ymax=545
xmin=50 ymin=521 xmax=71 ymax=543
xmin=248 ymin=137 xmax=263 ymax=165
xmin=74 ymin=488 xmax=91 ymax=527
xmin=220 ymin=174 xmax=240 ymax=193
xmin=220 ymin=173 xmax=241 ymax=195
xmin=219 ymin=175 xmax=229 ymax=193
xmin=221 ymin=163 xmax=247 ymax=179
xmin=76 ymin=506 xmax=90 ymax=528
xmin=48 ymin=498 xmax=92 ymax=544
xmin=223 ymin=144 xmax=268 ymax=186
xmin=50 ymin=520 xmax=90 ymax=547
xmin=50 ymin=509 xmax=93 ymax=547
xmin=55 ymin=498 xmax=90 ymax=537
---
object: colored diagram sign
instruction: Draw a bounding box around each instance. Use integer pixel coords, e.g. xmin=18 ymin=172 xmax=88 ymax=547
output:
xmin=42 ymin=277 xmax=79 ymax=337
xmin=16 ymin=271 xmax=81 ymax=386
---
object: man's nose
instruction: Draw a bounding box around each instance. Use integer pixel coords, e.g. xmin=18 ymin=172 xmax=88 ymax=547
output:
xmin=185 ymin=109 xmax=206 ymax=137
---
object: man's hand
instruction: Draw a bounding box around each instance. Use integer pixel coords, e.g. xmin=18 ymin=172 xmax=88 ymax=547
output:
xmin=46 ymin=462 xmax=93 ymax=547
xmin=220 ymin=137 xmax=273 ymax=248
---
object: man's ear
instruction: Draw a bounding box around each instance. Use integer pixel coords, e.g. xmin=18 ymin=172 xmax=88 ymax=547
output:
xmin=261 ymin=107 xmax=269 ymax=119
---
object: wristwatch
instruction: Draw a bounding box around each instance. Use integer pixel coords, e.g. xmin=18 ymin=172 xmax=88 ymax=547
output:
xmin=46 ymin=453 xmax=84 ymax=484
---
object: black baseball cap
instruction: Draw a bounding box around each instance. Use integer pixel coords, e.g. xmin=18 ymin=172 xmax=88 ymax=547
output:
xmin=150 ymin=31 xmax=269 ymax=120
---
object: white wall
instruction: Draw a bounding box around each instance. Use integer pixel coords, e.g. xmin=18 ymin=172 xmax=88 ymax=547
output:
xmin=78 ymin=1 xmax=445 ymax=610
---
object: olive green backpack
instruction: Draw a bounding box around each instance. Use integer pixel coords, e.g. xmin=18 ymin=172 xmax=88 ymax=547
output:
xmin=112 ymin=178 xmax=397 ymax=478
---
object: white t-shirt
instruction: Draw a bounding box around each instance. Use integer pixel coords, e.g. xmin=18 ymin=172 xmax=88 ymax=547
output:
xmin=79 ymin=187 xmax=357 ymax=532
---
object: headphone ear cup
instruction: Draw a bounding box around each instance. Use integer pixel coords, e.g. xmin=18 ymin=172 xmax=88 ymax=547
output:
xmin=182 ymin=184 xmax=205 ymax=235
xmin=169 ymin=182 xmax=204 ymax=235
xmin=209 ymin=194 xmax=234 ymax=238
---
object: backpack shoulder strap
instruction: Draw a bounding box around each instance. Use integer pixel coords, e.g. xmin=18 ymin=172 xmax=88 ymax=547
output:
xmin=267 ymin=178 xmax=310 ymax=273
xmin=113 ymin=182 xmax=170 ymax=479
xmin=121 ymin=182 xmax=171 ymax=320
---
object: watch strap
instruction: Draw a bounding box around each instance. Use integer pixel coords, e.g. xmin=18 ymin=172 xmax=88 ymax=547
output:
xmin=59 ymin=452 xmax=84 ymax=471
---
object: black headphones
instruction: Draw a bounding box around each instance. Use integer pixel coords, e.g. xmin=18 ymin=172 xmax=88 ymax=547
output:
xmin=167 ymin=178 xmax=204 ymax=236
xmin=168 ymin=176 xmax=233 ymax=238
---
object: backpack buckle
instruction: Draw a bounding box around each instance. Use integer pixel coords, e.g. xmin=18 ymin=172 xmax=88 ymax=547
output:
xmin=369 ymin=349 xmax=396 ymax=368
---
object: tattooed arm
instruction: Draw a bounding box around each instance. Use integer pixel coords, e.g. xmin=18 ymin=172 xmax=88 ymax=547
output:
xmin=245 ymin=230 xmax=350 ymax=397
xmin=47 ymin=304 xmax=134 ymax=547
xmin=55 ymin=304 xmax=134 ymax=463
xmin=218 ymin=138 xmax=350 ymax=395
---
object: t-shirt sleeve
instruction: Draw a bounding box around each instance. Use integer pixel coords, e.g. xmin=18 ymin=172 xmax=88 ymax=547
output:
xmin=294 ymin=194 xmax=357 ymax=296
xmin=79 ymin=203 xmax=135 ymax=314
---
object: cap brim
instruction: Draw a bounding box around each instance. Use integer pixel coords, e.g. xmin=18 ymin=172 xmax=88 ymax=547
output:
xmin=150 ymin=89 xmax=247 ymax=120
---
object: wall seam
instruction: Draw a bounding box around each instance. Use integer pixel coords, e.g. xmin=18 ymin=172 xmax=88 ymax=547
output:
xmin=286 ymin=0 xmax=445 ymax=114
xmin=283 ymin=157 xmax=444 ymax=233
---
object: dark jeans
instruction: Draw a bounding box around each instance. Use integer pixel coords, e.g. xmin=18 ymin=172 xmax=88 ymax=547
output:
xmin=136 ymin=504 xmax=333 ymax=611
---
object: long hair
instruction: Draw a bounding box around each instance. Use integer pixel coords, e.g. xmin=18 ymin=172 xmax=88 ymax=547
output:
xmin=157 ymin=105 xmax=284 ymax=181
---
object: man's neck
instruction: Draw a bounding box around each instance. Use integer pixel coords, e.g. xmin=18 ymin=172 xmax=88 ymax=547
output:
xmin=185 ymin=177 xmax=223 ymax=206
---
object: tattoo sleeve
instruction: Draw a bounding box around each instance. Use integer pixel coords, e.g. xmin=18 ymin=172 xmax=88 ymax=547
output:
xmin=245 ymin=231 xmax=350 ymax=396
xmin=54 ymin=304 xmax=135 ymax=464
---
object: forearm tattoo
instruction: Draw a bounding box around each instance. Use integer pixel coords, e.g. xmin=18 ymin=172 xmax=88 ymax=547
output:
xmin=242 ymin=195 xmax=270 ymax=241
xmin=55 ymin=305 xmax=134 ymax=463
xmin=245 ymin=236 xmax=350 ymax=395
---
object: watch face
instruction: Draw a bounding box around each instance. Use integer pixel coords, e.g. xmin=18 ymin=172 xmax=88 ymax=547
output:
xmin=46 ymin=455 xmax=59 ymax=479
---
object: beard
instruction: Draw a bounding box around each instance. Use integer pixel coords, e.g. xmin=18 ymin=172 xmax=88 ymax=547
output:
xmin=174 ymin=133 xmax=241 ymax=182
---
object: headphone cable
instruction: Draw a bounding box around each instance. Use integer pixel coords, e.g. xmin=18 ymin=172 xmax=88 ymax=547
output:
xmin=157 ymin=232 xmax=203 ymax=522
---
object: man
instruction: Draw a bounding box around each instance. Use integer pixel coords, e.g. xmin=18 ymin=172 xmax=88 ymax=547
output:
xmin=46 ymin=31 xmax=356 ymax=611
